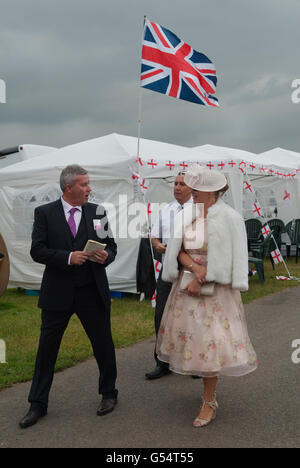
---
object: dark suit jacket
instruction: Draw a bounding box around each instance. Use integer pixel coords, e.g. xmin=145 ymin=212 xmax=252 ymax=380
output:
xmin=30 ymin=199 xmax=117 ymax=311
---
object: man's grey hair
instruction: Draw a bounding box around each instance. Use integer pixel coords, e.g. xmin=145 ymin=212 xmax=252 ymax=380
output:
xmin=60 ymin=165 xmax=88 ymax=192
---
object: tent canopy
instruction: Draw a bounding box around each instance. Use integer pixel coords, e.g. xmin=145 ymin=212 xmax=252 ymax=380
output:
xmin=257 ymin=147 xmax=300 ymax=170
xmin=0 ymin=133 xmax=191 ymax=182
xmin=0 ymin=144 xmax=56 ymax=170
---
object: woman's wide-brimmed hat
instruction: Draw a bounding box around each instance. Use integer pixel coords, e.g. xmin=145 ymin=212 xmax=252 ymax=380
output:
xmin=0 ymin=233 xmax=10 ymax=298
xmin=184 ymin=164 xmax=227 ymax=192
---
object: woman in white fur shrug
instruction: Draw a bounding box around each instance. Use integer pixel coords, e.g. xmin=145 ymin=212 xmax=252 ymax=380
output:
xmin=162 ymin=197 xmax=249 ymax=291
xmin=156 ymin=166 xmax=257 ymax=428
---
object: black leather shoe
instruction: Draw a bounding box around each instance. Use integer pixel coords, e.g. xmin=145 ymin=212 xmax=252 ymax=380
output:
xmin=19 ymin=408 xmax=47 ymax=429
xmin=145 ymin=365 xmax=172 ymax=380
xmin=97 ymin=398 xmax=118 ymax=416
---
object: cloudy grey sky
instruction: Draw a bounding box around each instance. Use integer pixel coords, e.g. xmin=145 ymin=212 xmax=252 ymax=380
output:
xmin=0 ymin=0 xmax=300 ymax=153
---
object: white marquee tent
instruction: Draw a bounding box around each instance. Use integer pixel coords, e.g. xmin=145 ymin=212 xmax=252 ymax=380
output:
xmin=0 ymin=134 xmax=299 ymax=292
xmin=243 ymin=147 xmax=300 ymax=223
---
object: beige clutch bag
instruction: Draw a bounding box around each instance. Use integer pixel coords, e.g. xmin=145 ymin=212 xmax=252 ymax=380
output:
xmin=179 ymin=270 xmax=215 ymax=296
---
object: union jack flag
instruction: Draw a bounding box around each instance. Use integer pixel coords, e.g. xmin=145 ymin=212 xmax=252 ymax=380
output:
xmin=141 ymin=18 xmax=219 ymax=107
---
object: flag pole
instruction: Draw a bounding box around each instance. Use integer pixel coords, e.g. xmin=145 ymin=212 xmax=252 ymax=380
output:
xmin=136 ymin=86 xmax=143 ymax=174
xmin=136 ymin=16 xmax=147 ymax=175
xmin=137 ymin=17 xmax=160 ymax=305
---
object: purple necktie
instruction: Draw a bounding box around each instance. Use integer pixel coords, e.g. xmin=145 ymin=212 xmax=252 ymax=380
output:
xmin=68 ymin=207 xmax=78 ymax=238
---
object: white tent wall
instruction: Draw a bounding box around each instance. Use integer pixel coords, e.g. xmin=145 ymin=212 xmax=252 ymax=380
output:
xmin=0 ymin=179 xmax=140 ymax=292
xmin=245 ymin=147 xmax=300 ymax=223
xmin=243 ymin=175 xmax=300 ymax=223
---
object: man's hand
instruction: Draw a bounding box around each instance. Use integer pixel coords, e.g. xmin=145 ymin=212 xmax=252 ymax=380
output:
xmin=70 ymin=251 xmax=90 ymax=266
xmin=91 ymin=249 xmax=109 ymax=264
xmin=152 ymin=241 xmax=167 ymax=255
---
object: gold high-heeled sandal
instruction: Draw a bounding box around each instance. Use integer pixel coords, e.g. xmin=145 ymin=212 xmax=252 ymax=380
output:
xmin=193 ymin=398 xmax=219 ymax=428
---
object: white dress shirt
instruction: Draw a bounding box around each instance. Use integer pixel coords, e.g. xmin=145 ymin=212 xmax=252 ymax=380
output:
xmin=151 ymin=198 xmax=192 ymax=263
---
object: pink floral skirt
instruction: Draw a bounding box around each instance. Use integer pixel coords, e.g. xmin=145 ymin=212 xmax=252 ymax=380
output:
xmin=156 ymin=270 xmax=258 ymax=378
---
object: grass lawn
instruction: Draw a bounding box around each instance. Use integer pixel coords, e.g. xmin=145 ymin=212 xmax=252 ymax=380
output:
xmin=0 ymin=257 xmax=300 ymax=390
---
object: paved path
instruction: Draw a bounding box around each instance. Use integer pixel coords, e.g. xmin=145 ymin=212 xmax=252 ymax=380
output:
xmin=0 ymin=287 xmax=299 ymax=448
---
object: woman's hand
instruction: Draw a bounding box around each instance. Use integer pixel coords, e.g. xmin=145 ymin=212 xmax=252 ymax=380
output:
xmin=191 ymin=263 xmax=207 ymax=284
xmin=186 ymin=279 xmax=202 ymax=297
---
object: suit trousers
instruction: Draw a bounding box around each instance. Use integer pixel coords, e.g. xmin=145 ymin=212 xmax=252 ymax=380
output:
xmin=154 ymin=274 xmax=172 ymax=368
xmin=28 ymin=283 xmax=118 ymax=411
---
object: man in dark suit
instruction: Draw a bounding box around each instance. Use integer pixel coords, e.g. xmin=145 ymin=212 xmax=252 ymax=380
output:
xmin=19 ymin=165 xmax=118 ymax=429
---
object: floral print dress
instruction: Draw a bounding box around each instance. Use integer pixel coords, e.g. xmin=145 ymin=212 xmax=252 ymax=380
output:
xmin=156 ymin=219 xmax=258 ymax=377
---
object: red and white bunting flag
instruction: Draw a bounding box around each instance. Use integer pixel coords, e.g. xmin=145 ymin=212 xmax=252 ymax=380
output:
xmin=165 ymin=160 xmax=175 ymax=171
xmin=252 ymin=202 xmax=263 ymax=218
xmin=147 ymin=159 xmax=158 ymax=169
xmin=262 ymin=224 xmax=271 ymax=238
xmin=153 ymin=260 xmax=162 ymax=281
xmin=283 ymin=190 xmax=291 ymax=201
xmin=140 ymin=178 xmax=148 ymax=192
xmin=151 ymin=290 xmax=157 ymax=308
xmin=276 ymin=276 xmax=291 ymax=281
xmin=271 ymin=249 xmax=283 ymax=265
xmin=129 ymin=167 xmax=140 ymax=181
xmin=136 ymin=156 xmax=144 ymax=167
xmin=180 ymin=161 xmax=189 ymax=171
xmin=244 ymin=181 xmax=253 ymax=192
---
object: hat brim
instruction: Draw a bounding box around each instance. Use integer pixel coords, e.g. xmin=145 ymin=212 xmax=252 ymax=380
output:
xmin=184 ymin=174 xmax=227 ymax=192
xmin=0 ymin=234 xmax=10 ymax=298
